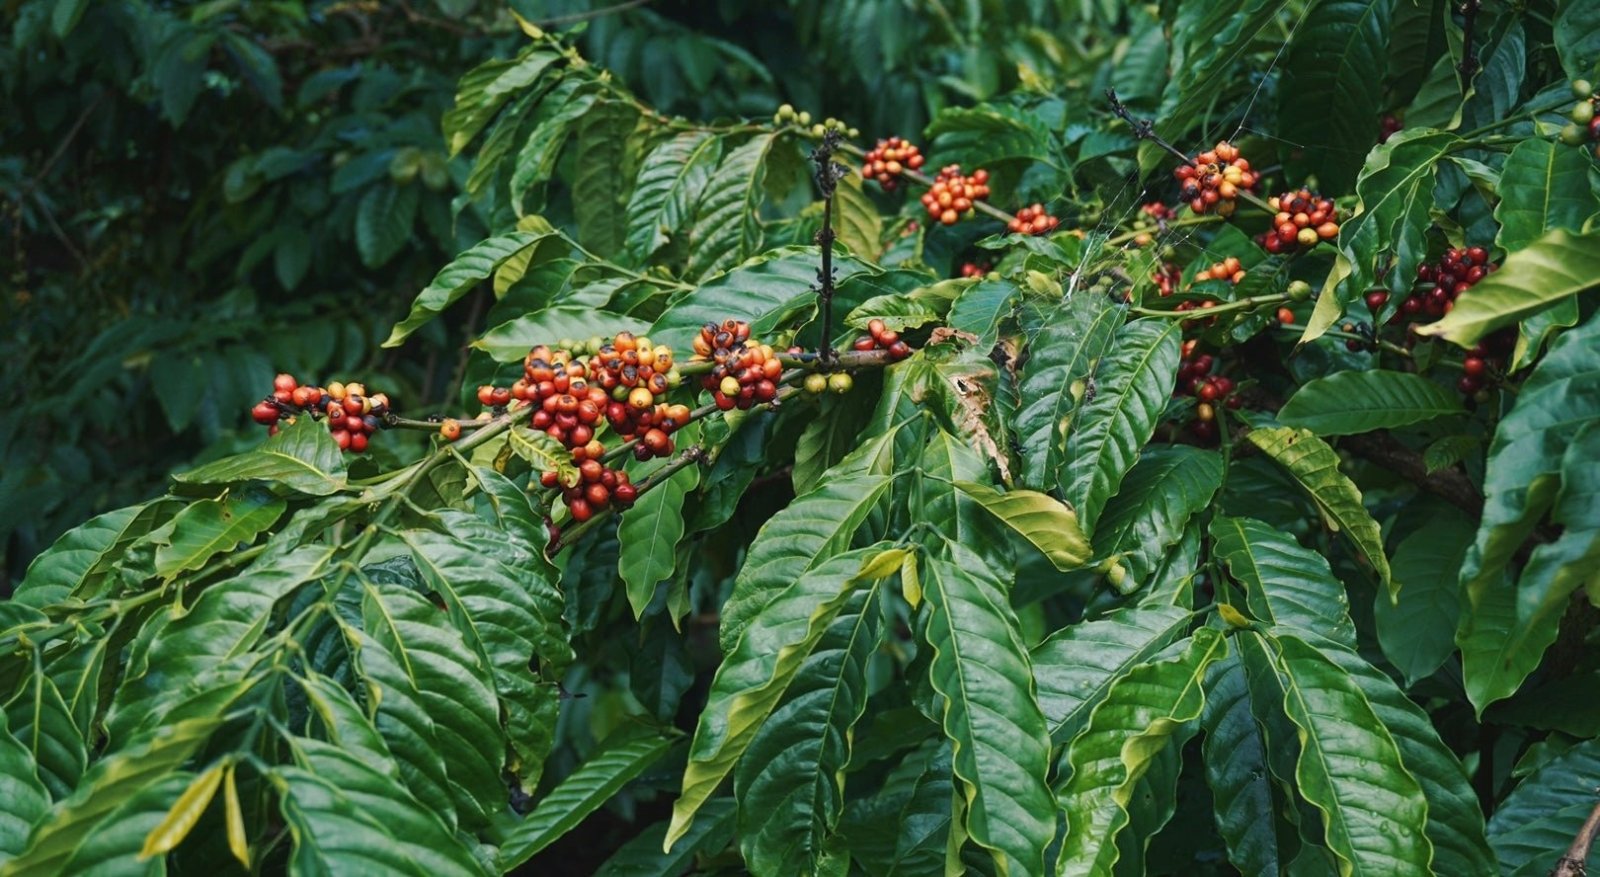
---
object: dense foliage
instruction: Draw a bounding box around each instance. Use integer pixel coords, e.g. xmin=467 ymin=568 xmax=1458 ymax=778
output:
xmin=5 ymin=0 xmax=1600 ymax=874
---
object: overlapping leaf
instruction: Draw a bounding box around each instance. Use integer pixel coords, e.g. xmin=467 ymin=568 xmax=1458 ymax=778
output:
xmin=1277 ymin=370 xmax=1462 ymax=435
xmin=383 ymin=231 xmax=550 ymax=347
xmin=952 ymin=480 xmax=1090 ymax=572
xmin=1417 ymin=229 xmax=1600 ymax=346
xmin=1014 ymin=294 xmax=1120 ymax=491
xmin=1211 ymin=516 xmax=1355 ymax=647
xmin=1200 ymin=652 xmax=1298 ymax=876
xmin=623 ymin=131 xmax=723 ymax=264
xmin=1488 ymin=737 xmax=1600 ymax=876
xmin=1374 ymin=509 xmax=1472 ymax=684
xmin=1031 ymin=604 xmax=1193 ymax=744
xmin=1279 ymin=0 xmax=1390 ymax=191
xmin=618 ymin=462 xmax=700 ymax=619
xmin=1092 ymin=446 xmax=1222 ymax=583
xmin=173 ymin=417 xmax=346 ymax=496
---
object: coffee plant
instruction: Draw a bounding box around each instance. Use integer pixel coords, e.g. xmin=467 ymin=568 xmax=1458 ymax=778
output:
xmin=5 ymin=1 xmax=1600 ymax=875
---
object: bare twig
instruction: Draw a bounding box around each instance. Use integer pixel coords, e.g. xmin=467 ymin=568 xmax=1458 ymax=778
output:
xmin=1106 ymin=88 xmax=1194 ymax=166
xmin=811 ymin=130 xmax=849 ymax=366
xmin=1551 ymin=795 xmax=1600 ymax=877
xmin=532 ymin=0 xmax=653 ymax=28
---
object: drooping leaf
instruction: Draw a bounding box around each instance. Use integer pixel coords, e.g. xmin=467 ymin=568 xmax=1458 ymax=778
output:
xmin=1415 ymin=229 xmax=1600 ymax=347
xmin=5 ymin=662 xmax=88 ymax=803
xmin=1494 ymin=138 xmax=1600 ymax=253
xmin=1058 ymin=319 xmax=1183 ymax=535
xmin=152 ymin=488 xmax=286 ymax=578
xmin=138 ymin=764 xmax=222 ymax=860
xmin=952 ymin=480 xmax=1091 ymax=572
xmin=685 ymin=134 xmax=774 ymax=279
xmin=623 ymin=131 xmax=724 ymax=264
xmin=442 ymin=49 xmax=559 ymax=156
xmin=1014 ymin=294 xmax=1120 ymax=491
xmin=11 ymin=501 xmax=171 ymax=608
xmin=920 ymin=546 xmax=1054 ymax=877
xmin=355 ymin=183 xmax=419 ymax=269
xmin=1374 ymin=508 xmax=1473 ymax=684
xmin=1031 ymin=603 xmax=1194 ymax=744
xmin=1245 ymin=427 xmax=1392 ymax=595
xmin=1210 ymin=516 xmax=1356 ymax=647
xmin=173 ymin=416 xmax=347 ymax=496
xmin=1488 ymin=737 xmax=1600 ymax=876
xmin=595 ymin=799 xmax=737 ymax=876
xmin=383 ymin=231 xmax=548 ymax=347
xmin=831 ymin=173 xmax=883 ymax=260
xmin=618 ymin=461 xmax=700 ymax=620
xmin=572 ymin=101 xmax=640 ymax=258
xmin=1055 ymin=629 xmax=1227 ymax=876
xmin=497 ymin=725 xmax=678 ymax=869
xmin=945 ymin=279 xmax=1019 ymax=351
xmin=1093 ymin=446 xmax=1223 ymax=584
xmin=1200 ymin=652 xmax=1299 ymax=877
xmin=0 ymin=709 xmax=49 ymax=861
xmin=1278 ymin=0 xmax=1390 ymax=191
xmin=1277 ymin=370 xmax=1463 ymax=435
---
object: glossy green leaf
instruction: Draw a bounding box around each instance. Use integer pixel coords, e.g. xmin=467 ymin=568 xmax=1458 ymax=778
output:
xmin=50 ymin=771 xmax=187 ymax=876
xmin=472 ymin=306 xmax=649 ymax=361
xmin=618 ymin=461 xmax=700 ymax=619
xmin=919 ymin=429 xmax=1013 ymax=553
xmin=1279 ymin=0 xmax=1390 ymax=192
xmin=736 ymin=588 xmax=881 ymax=874
xmin=383 ymin=231 xmax=547 ymax=347
xmin=669 ymin=546 xmax=899 ymax=849
xmin=1416 ymin=229 xmax=1600 ymax=347
xmin=1554 ymin=0 xmax=1600 ymax=81
xmin=920 ymin=546 xmax=1054 ymax=877
xmin=952 ymin=480 xmax=1091 ymax=571
xmin=467 ymin=465 xmax=547 ymax=561
xmin=595 ymin=799 xmax=737 ymax=876
xmin=1200 ymin=652 xmax=1298 ymax=876
xmin=1494 ymin=138 xmax=1600 ymax=253
xmin=717 ymin=474 xmax=892 ymax=653
xmin=685 ymin=134 xmax=773 ymax=279
xmin=1211 ymin=516 xmax=1356 ymax=647
xmin=832 ymin=172 xmax=882 ymax=260
xmin=623 ymin=131 xmax=723 ymax=264
xmin=4 ymin=664 xmax=85 ymax=803
xmin=649 ymin=247 xmax=871 ymax=353
xmin=1374 ymin=509 xmax=1472 ymax=684
xmin=1245 ymin=427 xmax=1392 ymax=595
xmin=0 ymin=708 xmax=49 ymax=862
xmin=1093 ymin=446 xmax=1223 ymax=584
xmin=1277 ymin=370 xmax=1462 ymax=435
xmin=355 ymin=183 xmax=418 ymax=269
xmin=1488 ymin=737 xmax=1600 ymax=876
xmin=11 ymin=501 xmax=172 ymax=608
xmin=835 ymin=739 xmax=954 ymax=877
xmin=791 ymin=396 xmax=871 ymax=497
xmin=1260 ymin=632 xmax=1434 ymax=876
xmin=1056 ymin=629 xmax=1226 ymax=876
xmin=509 ymin=84 xmax=598 ymax=216
xmin=1059 ymin=319 xmax=1183 ymax=534
xmin=442 ymin=49 xmax=558 ymax=155
xmin=138 ymin=763 xmax=221 ymax=860
xmin=1014 ymin=294 xmax=1120 ymax=491
xmin=152 ymin=489 xmax=286 ymax=578
xmin=945 ymin=279 xmax=1017 ymax=351
xmin=572 ymin=100 xmax=639 ymax=258
xmin=173 ymin=416 xmax=346 ymax=496
xmin=1031 ymin=604 xmax=1193 ymax=744
xmin=498 ymin=724 xmax=677 ymax=868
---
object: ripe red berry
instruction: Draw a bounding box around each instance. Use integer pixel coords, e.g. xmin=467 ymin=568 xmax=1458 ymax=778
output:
xmin=274 ymin=373 xmax=298 ymax=394
xmin=1462 ymin=357 xmax=1486 ymax=377
xmin=568 ymin=498 xmax=592 ymax=522
xmin=251 ymin=401 xmax=281 ymax=425
xmin=613 ymin=483 xmax=638 ymax=506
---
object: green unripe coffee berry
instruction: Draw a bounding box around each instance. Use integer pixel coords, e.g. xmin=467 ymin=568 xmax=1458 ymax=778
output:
xmin=777 ymin=103 xmax=796 ymax=121
xmin=811 ymin=123 xmax=826 ymax=138
xmin=827 ymin=372 xmax=854 ymax=395
xmin=1571 ymin=101 xmax=1596 ymax=125
xmin=1573 ymin=79 xmax=1594 ymax=100
xmin=797 ymin=111 xmax=812 ymax=126
xmin=803 ymin=373 xmax=828 ymax=395
xmin=1287 ymin=280 xmax=1313 ymax=301
xmin=1560 ymin=123 xmax=1588 ymax=147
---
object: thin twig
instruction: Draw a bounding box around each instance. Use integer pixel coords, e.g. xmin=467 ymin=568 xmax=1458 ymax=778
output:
xmin=1106 ymin=89 xmax=1194 ymax=166
xmin=811 ymin=130 xmax=848 ymax=366
xmin=533 ymin=0 xmax=653 ymax=28
xmin=1551 ymin=795 xmax=1600 ymax=877
xmin=1458 ymin=1 xmax=1483 ymax=81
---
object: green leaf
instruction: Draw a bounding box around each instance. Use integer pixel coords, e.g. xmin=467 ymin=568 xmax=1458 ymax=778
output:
xmin=1 ymin=716 xmax=222 ymax=877
xmin=138 ymin=764 xmax=221 ymax=860
xmin=648 ymin=247 xmax=870 ymax=353
xmin=152 ymin=489 xmax=286 ymax=578
xmin=466 ymin=466 xmax=547 ymax=560
xmin=952 ymin=480 xmax=1091 ymax=572
xmin=685 ymin=134 xmax=774 ymax=279
xmin=926 ymin=105 xmax=1053 ymax=168
xmin=834 ymin=739 xmax=954 ymax=876
xmin=442 ymin=49 xmax=558 ymax=156
xmin=831 ymin=173 xmax=882 ymax=260
xmin=1059 ymin=319 xmax=1183 ymax=534
xmin=383 ymin=231 xmax=548 ymax=348
xmin=1279 ymin=0 xmax=1390 ymax=192
xmin=1374 ymin=508 xmax=1473 ymax=684
xmin=624 ymin=132 xmax=724 ymax=264
xmin=0 ymin=709 xmax=49 ymax=861
xmin=572 ymin=101 xmax=640 ymax=258
xmin=1554 ymin=0 xmax=1600 ymax=81
xmin=669 ymin=546 xmax=897 ymax=850
xmin=53 ymin=772 xmax=187 ymax=876
xmin=355 ymin=183 xmax=419 ymax=269
xmin=1415 ymin=229 xmax=1600 ymax=347
xmin=1277 ymin=370 xmax=1463 ymax=435
xmin=1014 ymin=294 xmax=1120 ymax=491
xmin=717 ymin=474 xmax=892 ymax=653
xmin=1200 ymin=652 xmax=1299 ymax=876
xmin=1259 ymin=632 xmax=1434 ymax=876
xmin=473 ymin=306 xmax=649 ymax=361
xmin=509 ymin=84 xmax=599 ymax=216
xmin=920 ymin=547 xmax=1055 ymax=877
xmin=595 ymin=799 xmax=737 ymax=876
xmin=1488 ymin=737 xmax=1600 ymax=876
xmin=174 ymin=417 xmax=347 ymax=496
xmin=791 ymin=397 xmax=871 ymax=497
xmin=497 ymin=725 xmax=678 ymax=869
xmin=1031 ymin=604 xmax=1194 ymax=744
xmin=1056 ymin=629 xmax=1227 ymax=876
xmin=404 ymin=523 xmax=568 ymax=791
xmin=1093 ymin=446 xmax=1223 ymax=584
xmin=618 ymin=461 xmax=699 ymax=619
xmin=1211 ymin=516 xmax=1356 ymax=647
xmin=1494 ymin=138 xmax=1600 ymax=253
xmin=50 ymin=0 xmax=88 ymax=36
xmin=1245 ymin=427 xmax=1392 ymax=595
xmin=4 ymin=661 xmax=85 ymax=804
xmin=11 ymin=501 xmax=169 ymax=608
xmin=735 ymin=588 xmax=881 ymax=874
xmin=946 ymin=279 xmax=1019 ymax=351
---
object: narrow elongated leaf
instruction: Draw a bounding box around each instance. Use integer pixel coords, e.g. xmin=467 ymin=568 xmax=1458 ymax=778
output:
xmin=0 ymin=709 xmax=49 ymax=861
xmin=173 ymin=417 xmax=346 ymax=495
xmin=355 ymin=183 xmax=418 ymax=269
xmin=736 ymin=588 xmax=882 ymax=874
xmin=1279 ymin=0 xmax=1390 ymax=191
xmin=1056 ymin=629 xmax=1226 ymax=876
xmin=1211 ymin=516 xmax=1356 ymax=647
xmin=383 ymin=231 xmax=546 ymax=347
xmin=46 ymin=772 xmax=187 ymax=876
xmin=442 ymin=49 xmax=558 ymax=155
xmin=1488 ymin=737 xmax=1600 ymax=876
xmin=1278 ymin=370 xmax=1462 ymax=435
xmin=572 ymin=101 xmax=640 ymax=258
xmin=792 ymin=397 xmax=871 ymax=496
xmin=921 ymin=547 xmax=1054 ymax=877
xmin=835 ymin=740 xmax=955 ymax=876
xmin=1416 ymin=229 xmax=1600 ymax=346
xmin=274 ymin=766 xmax=479 ymax=877
xmin=668 ymin=547 xmax=900 ymax=849
xmin=685 ymin=134 xmax=773 ymax=279
xmin=1059 ymin=319 xmax=1183 ymax=534
xmin=139 ymin=764 xmax=222 ymax=859
xmin=1014 ymin=295 xmax=1120 ymax=491
xmin=11 ymin=502 xmax=165 ymax=608
xmin=1093 ymin=446 xmax=1223 ymax=583
xmin=1201 ymin=653 xmax=1298 ymax=876
xmin=498 ymin=725 xmax=678 ymax=869
xmin=153 ymin=489 xmax=286 ymax=578
xmin=945 ymin=279 xmax=1019 ymax=350
xmin=1245 ymin=427 xmax=1392 ymax=594
xmin=717 ymin=475 xmax=892 ymax=653
xmin=952 ymin=480 xmax=1091 ymax=571
xmin=509 ymin=85 xmax=598 ymax=216
xmin=648 ymin=247 xmax=870 ymax=353
xmin=1031 ymin=604 xmax=1193 ymax=744
xmin=624 ymin=132 xmax=723 ymax=263
xmin=618 ymin=462 xmax=700 ymax=619
xmin=1374 ymin=509 xmax=1472 ymax=684
xmin=1262 ymin=633 xmax=1434 ymax=875
xmin=832 ymin=173 xmax=882 ymax=259
xmin=1494 ymin=138 xmax=1600 ymax=252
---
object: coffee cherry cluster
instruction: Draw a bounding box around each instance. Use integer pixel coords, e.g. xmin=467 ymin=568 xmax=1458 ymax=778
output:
xmin=693 ymin=320 xmax=783 ymax=411
xmin=920 ymin=165 xmax=990 ymax=226
xmin=538 ymin=457 xmax=637 ymax=523
xmin=1174 ymin=344 xmax=1238 ymax=442
xmin=958 ymin=260 xmax=992 ymax=278
xmin=1152 ymin=261 xmax=1181 ymax=297
xmin=1456 ymin=330 xmax=1515 ymax=398
xmin=1391 ymin=246 xmax=1495 ymax=321
xmin=250 ymin=374 xmax=389 ymax=453
xmin=1557 ymin=81 xmax=1600 ymax=156
xmin=1196 ymin=256 xmax=1247 ymax=285
xmin=861 ymin=137 xmax=925 ymax=191
xmin=1007 ymin=204 xmax=1060 ymax=235
xmin=1130 ymin=202 xmax=1177 ymax=247
xmin=1174 ymin=141 xmax=1257 ymax=217
xmin=1258 ymin=189 xmax=1340 ymax=253
xmin=586 ymin=332 xmax=688 ymax=461
xmin=1379 ymin=114 xmax=1403 ymax=144
xmin=513 ymin=345 xmax=608 ymax=452
xmin=1174 ymin=298 xmax=1220 ymax=328
xmin=850 ymin=318 xmax=914 ymax=360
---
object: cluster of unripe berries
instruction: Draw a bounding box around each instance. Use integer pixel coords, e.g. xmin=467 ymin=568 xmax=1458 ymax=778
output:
xmin=1175 ymin=342 xmax=1239 ymax=442
xmin=850 ymin=318 xmax=914 ymax=360
xmin=773 ymin=104 xmax=857 ymax=140
xmin=1258 ymin=189 xmax=1340 ymax=253
xmin=538 ymin=456 xmax=637 ymax=523
xmin=920 ymin=165 xmax=990 ymax=226
xmin=861 ymin=137 xmax=924 ymax=191
xmin=1007 ymin=204 xmax=1060 ymax=235
xmin=1174 ymin=141 xmax=1257 ymax=217
xmin=1557 ymin=81 xmax=1600 ymax=157
xmin=1379 ymin=246 xmax=1495 ymax=322
xmin=250 ymin=374 xmax=389 ymax=453
xmin=692 ymin=320 xmax=783 ymax=411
